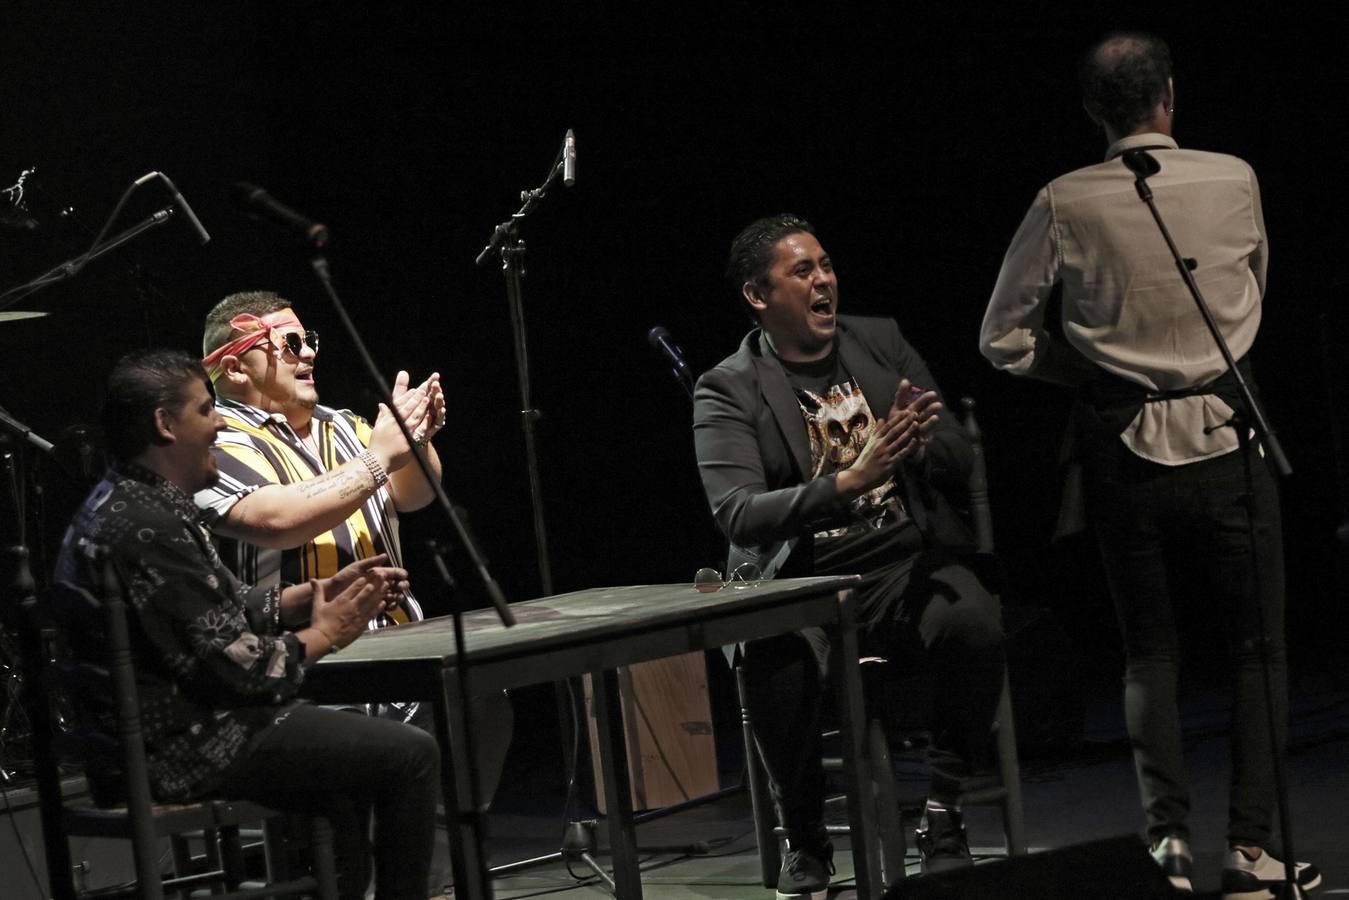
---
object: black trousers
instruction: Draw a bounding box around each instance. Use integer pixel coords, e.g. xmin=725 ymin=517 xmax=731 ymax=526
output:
xmin=740 ymin=559 xmax=1005 ymax=840
xmin=1087 ymin=439 xmax=1287 ymax=847
xmin=217 ymin=703 xmax=441 ymax=900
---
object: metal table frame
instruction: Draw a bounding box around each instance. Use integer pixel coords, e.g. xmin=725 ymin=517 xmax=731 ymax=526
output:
xmin=302 ymin=575 xmax=879 ymax=899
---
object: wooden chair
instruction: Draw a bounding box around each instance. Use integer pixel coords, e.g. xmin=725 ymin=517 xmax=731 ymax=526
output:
xmin=739 ymin=397 xmax=1027 ymax=890
xmin=14 ymin=549 xmax=338 ymax=900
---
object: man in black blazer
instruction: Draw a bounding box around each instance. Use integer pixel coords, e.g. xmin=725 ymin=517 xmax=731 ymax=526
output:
xmin=694 ymin=214 xmax=1005 ymax=899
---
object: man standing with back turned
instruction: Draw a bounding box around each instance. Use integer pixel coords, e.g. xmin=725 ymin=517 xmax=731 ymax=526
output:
xmin=981 ymin=32 xmax=1319 ymax=897
xmin=696 ymin=214 xmax=1005 ymax=899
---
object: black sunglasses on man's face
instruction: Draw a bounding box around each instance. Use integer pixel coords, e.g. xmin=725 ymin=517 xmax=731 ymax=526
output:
xmin=271 ymin=330 xmax=319 ymax=357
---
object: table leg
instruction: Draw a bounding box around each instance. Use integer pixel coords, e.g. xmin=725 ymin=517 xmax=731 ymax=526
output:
xmin=591 ymin=667 xmax=643 ymax=898
xmin=436 ymin=666 xmax=493 ymax=899
xmin=832 ymin=587 xmax=879 ymax=899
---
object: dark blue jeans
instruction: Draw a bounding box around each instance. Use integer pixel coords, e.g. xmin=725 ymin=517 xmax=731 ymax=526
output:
xmin=217 ymin=703 xmax=441 ymax=899
xmin=1087 ymin=440 xmax=1287 ymax=847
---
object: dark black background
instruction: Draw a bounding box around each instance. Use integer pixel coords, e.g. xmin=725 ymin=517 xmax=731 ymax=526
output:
xmin=3 ymin=4 xmax=1346 ymax=701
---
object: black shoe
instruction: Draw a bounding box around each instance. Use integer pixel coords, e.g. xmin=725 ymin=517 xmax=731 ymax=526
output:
xmin=1222 ymin=847 xmax=1322 ymax=899
xmin=915 ymin=807 xmax=972 ymax=874
xmin=1150 ymin=835 xmax=1194 ymax=893
xmin=775 ymin=840 xmax=834 ymax=900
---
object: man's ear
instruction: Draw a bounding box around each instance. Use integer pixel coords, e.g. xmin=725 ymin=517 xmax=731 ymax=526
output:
xmin=219 ymin=354 xmax=249 ymax=387
xmin=742 ymin=280 xmax=768 ymax=313
xmin=153 ymin=407 xmax=176 ymax=445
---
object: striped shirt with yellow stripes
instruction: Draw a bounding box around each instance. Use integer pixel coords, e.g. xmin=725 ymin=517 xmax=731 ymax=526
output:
xmin=194 ymin=398 xmax=423 ymax=629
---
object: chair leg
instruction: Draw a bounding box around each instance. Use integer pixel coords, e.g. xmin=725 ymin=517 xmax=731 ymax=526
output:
xmin=217 ymin=824 xmax=247 ymax=889
xmin=868 ymin=718 xmax=905 ymax=888
xmin=309 ymin=814 xmax=340 ymax=900
xmin=736 ymin=666 xmax=781 ymax=889
xmin=993 ymin=671 xmax=1027 ymax=856
xmin=168 ymin=834 xmax=199 ymax=898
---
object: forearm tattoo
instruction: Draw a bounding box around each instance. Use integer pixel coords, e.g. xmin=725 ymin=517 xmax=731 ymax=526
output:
xmin=294 ymin=462 xmax=371 ymax=501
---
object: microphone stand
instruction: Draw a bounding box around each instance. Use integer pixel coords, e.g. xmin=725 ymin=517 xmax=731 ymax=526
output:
xmin=474 ymin=134 xmax=573 ymax=598
xmin=308 ymin=257 xmax=512 ymax=627
xmin=1125 ymin=151 xmax=1302 ymax=898
xmin=0 ymin=415 xmax=72 ymax=897
xmin=307 ymin=252 xmax=512 ymax=899
xmin=0 ymin=208 xmax=176 ymax=310
xmin=494 ymin=329 xmax=730 ymax=893
xmin=0 ymin=170 xmax=182 ymax=312
xmin=475 ymin=136 xmax=589 ymax=881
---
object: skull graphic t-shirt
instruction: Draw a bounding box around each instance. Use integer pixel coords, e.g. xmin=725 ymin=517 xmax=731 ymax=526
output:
xmin=779 ymin=343 xmax=926 ymax=623
xmin=778 ymin=349 xmax=909 ymax=538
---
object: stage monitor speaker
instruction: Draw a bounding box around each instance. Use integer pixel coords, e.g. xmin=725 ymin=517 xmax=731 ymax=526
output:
xmin=883 ymin=834 xmax=1186 ymax=899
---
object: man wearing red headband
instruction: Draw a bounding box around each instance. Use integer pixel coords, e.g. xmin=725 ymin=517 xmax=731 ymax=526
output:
xmin=196 ymin=291 xmax=444 ymax=644
xmin=196 ymin=290 xmax=511 ymax=893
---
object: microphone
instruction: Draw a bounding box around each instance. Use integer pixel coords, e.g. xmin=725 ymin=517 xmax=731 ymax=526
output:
xmin=152 ymin=172 xmax=211 ymax=245
xmin=647 ymin=325 xmax=694 ymax=397
xmin=562 ymin=129 xmax=577 ymax=187
xmin=1122 ymin=149 xmax=1161 ymax=180
xmin=232 ymin=182 xmax=330 ymax=250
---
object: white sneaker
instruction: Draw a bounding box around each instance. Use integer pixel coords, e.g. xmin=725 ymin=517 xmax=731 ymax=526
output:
xmin=1222 ymin=846 xmax=1322 ymax=899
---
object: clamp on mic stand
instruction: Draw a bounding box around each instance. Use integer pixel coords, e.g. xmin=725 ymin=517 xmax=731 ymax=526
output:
xmin=1124 ymin=149 xmax=1303 ymax=898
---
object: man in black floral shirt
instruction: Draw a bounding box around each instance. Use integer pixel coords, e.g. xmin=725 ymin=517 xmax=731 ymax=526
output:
xmin=54 ymin=349 xmax=440 ymax=899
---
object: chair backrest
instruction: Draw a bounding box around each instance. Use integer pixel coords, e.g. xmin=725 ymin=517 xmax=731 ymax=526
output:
xmin=47 ymin=548 xmax=164 ymax=895
xmin=960 ymin=396 xmax=996 ymax=557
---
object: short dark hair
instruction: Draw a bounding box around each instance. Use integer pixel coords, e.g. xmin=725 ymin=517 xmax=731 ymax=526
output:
xmin=726 ymin=214 xmax=816 ymax=320
xmin=102 ymin=350 xmax=210 ymax=463
xmin=1080 ymin=32 xmax=1172 ymax=135
xmin=727 ymin=213 xmax=816 ymax=289
xmin=202 ymin=290 xmax=291 ymax=357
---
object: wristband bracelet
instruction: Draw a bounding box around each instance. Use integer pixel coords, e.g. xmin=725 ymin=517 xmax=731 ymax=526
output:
xmin=315 ymin=625 xmax=342 ymax=652
xmin=358 ymin=449 xmax=389 ymax=488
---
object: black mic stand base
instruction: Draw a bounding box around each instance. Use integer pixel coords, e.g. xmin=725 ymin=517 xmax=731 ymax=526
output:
xmin=487 ymin=807 xmax=725 ymax=896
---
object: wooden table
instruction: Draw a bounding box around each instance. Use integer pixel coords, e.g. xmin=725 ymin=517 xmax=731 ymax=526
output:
xmin=303 ymin=575 xmax=879 ymax=899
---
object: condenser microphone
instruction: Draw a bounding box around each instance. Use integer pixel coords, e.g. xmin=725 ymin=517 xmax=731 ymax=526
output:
xmin=562 ymin=129 xmax=577 ymax=187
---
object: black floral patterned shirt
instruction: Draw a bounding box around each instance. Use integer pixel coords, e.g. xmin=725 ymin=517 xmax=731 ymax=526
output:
xmin=53 ymin=462 xmax=308 ymax=802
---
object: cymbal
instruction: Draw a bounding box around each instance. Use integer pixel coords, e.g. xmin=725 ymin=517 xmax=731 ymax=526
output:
xmin=0 ymin=310 xmax=48 ymax=322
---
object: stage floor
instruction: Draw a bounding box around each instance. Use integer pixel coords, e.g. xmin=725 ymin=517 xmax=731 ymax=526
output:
xmin=467 ymin=679 xmax=1349 ymax=898
xmin=3 ymin=678 xmax=1344 ymax=897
